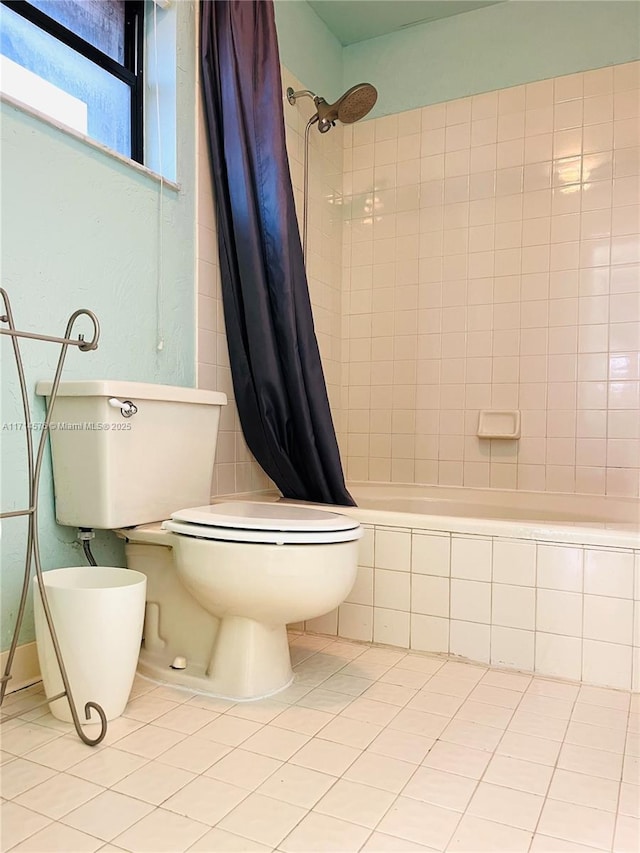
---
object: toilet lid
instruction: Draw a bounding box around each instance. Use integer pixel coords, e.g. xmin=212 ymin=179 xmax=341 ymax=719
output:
xmin=163 ymin=501 xmax=362 ymax=545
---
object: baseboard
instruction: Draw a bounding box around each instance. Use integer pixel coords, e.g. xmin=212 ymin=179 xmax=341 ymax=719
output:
xmin=1 ymin=642 xmax=41 ymax=694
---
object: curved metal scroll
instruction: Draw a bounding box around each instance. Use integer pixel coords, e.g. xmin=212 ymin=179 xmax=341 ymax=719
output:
xmin=0 ymin=288 xmax=107 ymax=745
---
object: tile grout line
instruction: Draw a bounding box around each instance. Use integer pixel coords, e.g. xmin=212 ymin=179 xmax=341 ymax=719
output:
xmin=4 ymin=634 xmax=636 ymax=852
xmin=524 ymin=662 xmax=584 ymax=851
xmin=610 ymin=688 xmax=635 ymax=853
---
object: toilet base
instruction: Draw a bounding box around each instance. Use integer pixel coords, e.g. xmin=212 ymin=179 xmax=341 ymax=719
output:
xmin=136 ymin=616 xmax=294 ymax=701
xmin=206 ymin=616 xmax=294 ymax=700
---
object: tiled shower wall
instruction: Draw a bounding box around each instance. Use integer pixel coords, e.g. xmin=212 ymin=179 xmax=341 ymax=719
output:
xmin=341 ymin=62 xmax=640 ymax=497
xmin=195 ymin=66 xmax=343 ymax=495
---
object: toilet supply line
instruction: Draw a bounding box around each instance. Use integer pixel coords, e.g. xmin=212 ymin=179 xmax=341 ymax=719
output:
xmin=78 ymin=528 xmax=98 ymax=567
xmin=0 ymin=288 xmax=107 ymax=746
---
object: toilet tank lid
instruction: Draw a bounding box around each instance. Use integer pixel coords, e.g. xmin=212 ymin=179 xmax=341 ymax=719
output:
xmin=171 ymin=501 xmax=361 ymax=532
xmin=35 ymin=380 xmax=227 ymax=406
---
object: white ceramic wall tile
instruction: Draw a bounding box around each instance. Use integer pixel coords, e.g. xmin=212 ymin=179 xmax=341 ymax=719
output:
xmin=411 ymin=533 xmax=450 ymax=576
xmin=536 ymin=589 xmax=583 ymax=637
xmin=535 ymin=632 xmax=583 ymax=681
xmin=373 ymin=608 xmax=410 ymax=648
xmin=412 ymin=574 xmax=449 ymax=618
xmin=450 ymin=620 xmax=491 ymax=663
xmin=375 ymin=528 xmax=412 ymax=571
xmin=491 ymin=626 xmax=535 ymax=671
xmin=345 ymin=566 xmax=374 ymax=606
xmin=451 ymin=536 xmax=492 ymax=581
xmin=582 ymin=639 xmax=633 ymax=690
xmin=304 ymin=517 xmax=639 ymax=689
xmin=340 ymin=63 xmax=640 ymax=494
xmin=450 ymin=579 xmax=492 ymax=624
xmin=537 ymin=545 xmax=583 ymax=591
xmin=492 ymin=584 xmax=536 ymax=630
xmin=338 ymin=603 xmax=373 ymax=643
xmin=374 ymin=570 xmax=411 ymax=611
xmin=410 ymin=614 xmax=450 ymax=654
xmin=305 ymin=610 xmax=339 ymax=637
xmin=359 ymin=527 xmax=375 ymax=567
xmin=492 ymin=539 xmax=537 ymax=586
xmin=584 ymin=548 xmax=635 ymax=598
xmin=583 ymin=595 xmax=634 ymax=644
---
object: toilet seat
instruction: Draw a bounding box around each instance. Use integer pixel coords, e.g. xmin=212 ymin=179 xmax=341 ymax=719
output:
xmin=162 ymin=501 xmax=362 ymax=545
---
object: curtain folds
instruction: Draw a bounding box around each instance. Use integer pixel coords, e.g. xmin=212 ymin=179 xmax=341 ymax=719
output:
xmin=200 ymin=0 xmax=354 ymax=506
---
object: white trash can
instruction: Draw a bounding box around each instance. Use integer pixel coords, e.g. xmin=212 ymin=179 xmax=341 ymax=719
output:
xmin=34 ymin=567 xmax=146 ymax=722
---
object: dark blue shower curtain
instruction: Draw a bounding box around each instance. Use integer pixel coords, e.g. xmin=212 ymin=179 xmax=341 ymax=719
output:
xmin=200 ymin=0 xmax=354 ymax=506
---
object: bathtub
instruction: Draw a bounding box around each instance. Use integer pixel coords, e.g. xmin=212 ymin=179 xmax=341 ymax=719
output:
xmin=346 ymin=482 xmax=640 ymax=547
xmin=277 ymin=483 xmax=640 ymax=691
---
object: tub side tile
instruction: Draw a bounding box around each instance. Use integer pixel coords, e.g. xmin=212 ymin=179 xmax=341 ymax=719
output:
xmin=492 ymin=539 xmax=536 ymax=586
xmin=374 ymin=570 xmax=411 ymax=612
xmin=451 ymin=536 xmax=492 ymax=581
xmin=412 ymin=575 xmax=450 ymax=619
xmin=584 ymin=548 xmax=634 ymax=598
xmin=411 ymin=532 xmax=450 ymax=577
xmin=491 ymin=626 xmax=535 ymax=671
xmin=492 ymin=584 xmax=536 ymax=630
xmin=374 ymin=608 xmax=410 ymax=648
xmin=375 ymin=529 xmax=412 ymax=572
xmin=345 ymin=566 xmax=374 ymax=607
xmin=535 ymin=633 xmax=582 ymax=681
xmin=410 ymin=615 xmax=450 ymax=655
xmin=450 ymin=621 xmax=491 ymax=663
xmin=451 ymin=579 xmax=491 ymax=624
xmin=338 ymin=603 xmax=373 ymax=643
xmin=536 ymin=589 xmax=583 ymax=637
xmin=582 ymin=639 xmax=633 ymax=690
xmin=358 ymin=526 xmax=375 ymax=568
xmin=305 ymin=610 xmax=339 ymax=637
xmin=583 ymin=595 xmax=634 ymax=645
xmin=537 ymin=544 xmax=584 ymax=592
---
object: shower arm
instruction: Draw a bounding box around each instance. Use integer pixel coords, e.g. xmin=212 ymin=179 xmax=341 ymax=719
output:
xmin=287 ymin=88 xmax=318 ymax=107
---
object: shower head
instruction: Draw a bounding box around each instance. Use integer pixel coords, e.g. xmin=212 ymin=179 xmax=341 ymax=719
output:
xmin=334 ymin=83 xmax=378 ymax=123
xmin=287 ymin=83 xmax=377 ymax=133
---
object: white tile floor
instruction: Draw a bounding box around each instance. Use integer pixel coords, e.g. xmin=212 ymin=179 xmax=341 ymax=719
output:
xmin=1 ymin=634 xmax=639 ymax=853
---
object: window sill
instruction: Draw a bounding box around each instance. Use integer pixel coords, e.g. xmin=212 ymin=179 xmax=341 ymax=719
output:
xmin=1 ymin=93 xmax=181 ymax=193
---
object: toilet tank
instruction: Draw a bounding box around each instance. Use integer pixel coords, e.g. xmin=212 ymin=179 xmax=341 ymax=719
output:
xmin=35 ymin=380 xmax=227 ymax=529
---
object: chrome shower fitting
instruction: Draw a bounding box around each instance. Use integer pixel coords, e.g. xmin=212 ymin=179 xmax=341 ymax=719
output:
xmin=287 ymin=82 xmax=378 ymax=262
xmin=287 ymin=83 xmax=377 ymax=133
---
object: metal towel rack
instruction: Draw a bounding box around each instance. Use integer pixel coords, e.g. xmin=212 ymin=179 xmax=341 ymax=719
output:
xmin=0 ymin=288 xmax=107 ymax=745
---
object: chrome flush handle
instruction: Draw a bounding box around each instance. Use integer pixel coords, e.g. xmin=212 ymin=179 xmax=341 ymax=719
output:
xmin=108 ymin=398 xmax=138 ymax=418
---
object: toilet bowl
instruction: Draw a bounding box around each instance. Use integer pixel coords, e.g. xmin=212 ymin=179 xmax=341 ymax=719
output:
xmin=159 ymin=501 xmax=361 ymax=699
xmin=37 ymin=381 xmax=362 ymax=702
xmin=119 ymin=501 xmax=362 ymax=700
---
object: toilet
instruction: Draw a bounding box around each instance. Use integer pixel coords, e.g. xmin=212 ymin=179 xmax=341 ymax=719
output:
xmin=36 ymin=380 xmax=362 ymax=700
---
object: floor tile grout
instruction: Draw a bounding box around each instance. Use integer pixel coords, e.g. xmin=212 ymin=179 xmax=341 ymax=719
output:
xmin=1 ymin=634 xmax=638 ymax=852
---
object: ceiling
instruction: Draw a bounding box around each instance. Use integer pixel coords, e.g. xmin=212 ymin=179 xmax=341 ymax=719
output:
xmin=307 ymin=1 xmax=504 ymax=46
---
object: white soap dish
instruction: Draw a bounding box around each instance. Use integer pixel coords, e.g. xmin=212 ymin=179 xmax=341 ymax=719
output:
xmin=477 ymin=410 xmax=521 ymax=439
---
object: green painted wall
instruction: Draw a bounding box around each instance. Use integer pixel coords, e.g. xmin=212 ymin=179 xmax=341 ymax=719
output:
xmin=343 ymin=1 xmax=640 ymax=118
xmin=0 ymin=2 xmax=197 ymax=652
xmin=274 ymin=0 xmax=344 ymax=98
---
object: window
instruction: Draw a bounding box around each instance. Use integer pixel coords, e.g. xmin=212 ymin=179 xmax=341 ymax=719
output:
xmin=0 ymin=0 xmax=144 ymax=162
